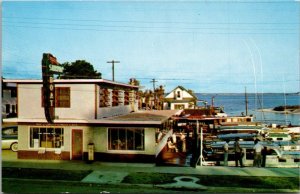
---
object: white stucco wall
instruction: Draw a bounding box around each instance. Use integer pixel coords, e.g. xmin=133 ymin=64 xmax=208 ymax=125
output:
xmin=18 ymin=84 xmax=96 ymax=120
xmin=17 ymin=125 xmax=29 ymax=151
xmin=18 ymin=84 xmax=42 ymax=119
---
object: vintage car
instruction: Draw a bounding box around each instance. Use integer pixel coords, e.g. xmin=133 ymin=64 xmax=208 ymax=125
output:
xmin=2 ymin=126 xmax=18 ymax=152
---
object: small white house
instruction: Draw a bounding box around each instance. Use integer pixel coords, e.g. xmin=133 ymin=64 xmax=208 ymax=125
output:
xmin=164 ymin=86 xmax=198 ymax=110
xmin=3 ymin=79 xmax=176 ymax=163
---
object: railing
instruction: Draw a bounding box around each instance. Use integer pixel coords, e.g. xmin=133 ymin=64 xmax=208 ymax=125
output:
xmin=155 ymin=129 xmax=173 ymax=157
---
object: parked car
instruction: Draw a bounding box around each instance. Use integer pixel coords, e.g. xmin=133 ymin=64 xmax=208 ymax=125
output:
xmin=2 ymin=126 xmax=18 ymax=152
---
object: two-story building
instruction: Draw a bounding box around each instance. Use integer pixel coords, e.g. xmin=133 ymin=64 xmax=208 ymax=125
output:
xmin=2 ymin=79 xmax=17 ymax=118
xmin=3 ymin=79 xmax=177 ymax=163
xmin=164 ymin=86 xmax=198 ymax=110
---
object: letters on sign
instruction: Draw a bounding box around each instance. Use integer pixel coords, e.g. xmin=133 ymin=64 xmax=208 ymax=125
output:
xmin=42 ymin=53 xmax=62 ymax=123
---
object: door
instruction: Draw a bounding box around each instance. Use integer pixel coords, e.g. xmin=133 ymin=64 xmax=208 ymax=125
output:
xmin=72 ymin=129 xmax=83 ymax=160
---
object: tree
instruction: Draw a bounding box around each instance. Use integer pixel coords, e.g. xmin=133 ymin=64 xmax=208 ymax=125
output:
xmin=155 ymin=85 xmax=165 ymax=110
xmin=128 ymin=78 xmax=140 ymax=86
xmin=59 ymin=60 xmax=101 ymax=79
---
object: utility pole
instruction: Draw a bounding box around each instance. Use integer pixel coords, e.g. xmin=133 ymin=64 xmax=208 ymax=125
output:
xmin=107 ymin=60 xmax=120 ymax=82
xmin=150 ymin=78 xmax=157 ymax=92
xmin=150 ymin=78 xmax=158 ymax=109
xmin=245 ymin=87 xmax=248 ymax=116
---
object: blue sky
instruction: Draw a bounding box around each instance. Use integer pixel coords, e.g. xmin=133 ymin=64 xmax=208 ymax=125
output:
xmin=2 ymin=1 xmax=299 ymax=93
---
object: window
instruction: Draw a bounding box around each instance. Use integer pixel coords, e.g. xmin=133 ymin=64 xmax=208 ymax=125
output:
xmin=174 ymin=104 xmax=185 ymax=110
xmin=11 ymin=88 xmax=17 ymax=98
xmin=108 ymin=128 xmax=144 ymax=150
xmin=177 ymin=91 xmax=181 ymax=98
xmin=30 ymin=127 xmax=64 ymax=148
xmin=5 ymin=104 xmax=10 ymax=113
xmin=55 ymin=87 xmax=70 ymax=107
xmin=124 ymin=91 xmax=129 ymax=105
xmin=99 ymin=88 xmax=111 ymax=107
xmin=112 ymin=90 xmax=119 ymax=106
xmin=42 ymin=87 xmax=70 ymax=108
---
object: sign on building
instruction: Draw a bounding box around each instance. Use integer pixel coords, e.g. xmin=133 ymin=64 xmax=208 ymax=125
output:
xmin=42 ymin=53 xmax=62 ymax=123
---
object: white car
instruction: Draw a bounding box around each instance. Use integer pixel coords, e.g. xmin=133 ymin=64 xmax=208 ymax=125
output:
xmin=2 ymin=126 xmax=18 ymax=152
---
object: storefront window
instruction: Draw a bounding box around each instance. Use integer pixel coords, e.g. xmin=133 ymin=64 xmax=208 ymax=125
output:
xmin=30 ymin=127 xmax=64 ymax=148
xmin=108 ymin=128 xmax=144 ymax=150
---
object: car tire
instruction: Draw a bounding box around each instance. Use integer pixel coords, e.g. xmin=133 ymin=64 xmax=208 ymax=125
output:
xmin=10 ymin=142 xmax=18 ymax=152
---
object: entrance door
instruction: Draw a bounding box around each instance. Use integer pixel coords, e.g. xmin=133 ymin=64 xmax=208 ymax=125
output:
xmin=72 ymin=129 xmax=83 ymax=160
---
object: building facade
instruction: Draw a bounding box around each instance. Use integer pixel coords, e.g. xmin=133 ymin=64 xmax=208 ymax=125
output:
xmin=2 ymin=80 xmax=17 ymax=118
xmin=164 ymin=86 xmax=198 ymax=110
xmin=3 ymin=79 xmax=177 ymax=162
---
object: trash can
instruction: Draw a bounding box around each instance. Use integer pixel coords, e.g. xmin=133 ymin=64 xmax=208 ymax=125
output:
xmin=87 ymin=143 xmax=94 ymax=162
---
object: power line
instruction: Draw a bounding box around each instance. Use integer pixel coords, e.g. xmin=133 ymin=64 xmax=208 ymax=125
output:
xmin=3 ymin=16 xmax=298 ymax=25
xmin=3 ymin=24 xmax=297 ymax=35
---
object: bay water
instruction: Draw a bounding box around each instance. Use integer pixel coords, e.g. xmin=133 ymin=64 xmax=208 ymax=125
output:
xmin=196 ymin=93 xmax=300 ymax=125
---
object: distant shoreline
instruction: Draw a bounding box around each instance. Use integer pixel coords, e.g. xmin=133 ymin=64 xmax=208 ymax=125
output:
xmin=257 ymin=108 xmax=300 ymax=114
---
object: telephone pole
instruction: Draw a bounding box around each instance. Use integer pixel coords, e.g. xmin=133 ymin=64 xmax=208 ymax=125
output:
xmin=150 ymin=78 xmax=158 ymax=109
xmin=150 ymin=78 xmax=157 ymax=92
xmin=107 ymin=60 xmax=120 ymax=81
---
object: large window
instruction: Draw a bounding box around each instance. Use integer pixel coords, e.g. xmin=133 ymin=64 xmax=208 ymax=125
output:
xmin=41 ymin=87 xmax=70 ymax=108
xmin=30 ymin=127 xmax=64 ymax=148
xmin=108 ymin=128 xmax=144 ymax=150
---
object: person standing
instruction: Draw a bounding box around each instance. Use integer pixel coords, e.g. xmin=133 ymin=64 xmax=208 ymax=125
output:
xmin=180 ymin=132 xmax=186 ymax=152
xmin=223 ymin=139 xmax=229 ymax=166
xmin=234 ymin=137 xmax=244 ymax=167
xmin=167 ymin=137 xmax=178 ymax=152
xmin=253 ymin=139 xmax=264 ymax=167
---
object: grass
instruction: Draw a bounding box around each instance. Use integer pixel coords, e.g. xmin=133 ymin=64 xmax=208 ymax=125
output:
xmin=2 ymin=168 xmax=299 ymax=192
xmin=122 ymin=172 xmax=300 ymax=190
xmin=2 ymin=167 xmax=92 ymax=181
xmin=2 ymin=179 xmax=174 ymax=193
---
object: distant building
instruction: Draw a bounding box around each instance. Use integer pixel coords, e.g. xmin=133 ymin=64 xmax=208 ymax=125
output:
xmin=3 ymin=79 xmax=177 ymax=163
xmin=164 ymin=86 xmax=198 ymax=110
xmin=2 ymin=79 xmax=17 ymax=118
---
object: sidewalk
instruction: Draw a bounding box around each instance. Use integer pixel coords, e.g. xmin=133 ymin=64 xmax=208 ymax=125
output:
xmin=2 ymin=150 xmax=299 ymax=189
xmin=3 ymin=156 xmax=299 ymax=178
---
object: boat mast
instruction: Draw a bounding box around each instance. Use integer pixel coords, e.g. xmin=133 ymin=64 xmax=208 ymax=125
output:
xmin=245 ymin=87 xmax=248 ymax=116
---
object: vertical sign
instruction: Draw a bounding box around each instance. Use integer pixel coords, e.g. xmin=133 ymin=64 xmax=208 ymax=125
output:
xmin=42 ymin=53 xmax=63 ymax=123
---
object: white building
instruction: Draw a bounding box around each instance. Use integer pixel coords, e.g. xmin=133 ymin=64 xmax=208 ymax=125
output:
xmin=164 ymin=86 xmax=198 ymax=110
xmin=3 ymin=79 xmax=177 ymax=162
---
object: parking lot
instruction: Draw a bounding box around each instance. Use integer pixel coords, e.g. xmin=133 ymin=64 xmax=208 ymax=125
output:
xmin=2 ymin=150 xmax=17 ymax=160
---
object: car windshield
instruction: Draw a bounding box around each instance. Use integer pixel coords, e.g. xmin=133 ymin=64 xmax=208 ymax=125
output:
xmin=2 ymin=126 xmax=18 ymax=136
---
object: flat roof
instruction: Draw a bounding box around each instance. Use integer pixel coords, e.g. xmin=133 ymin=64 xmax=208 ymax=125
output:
xmin=3 ymin=110 xmax=180 ymax=127
xmin=3 ymin=79 xmax=139 ymax=89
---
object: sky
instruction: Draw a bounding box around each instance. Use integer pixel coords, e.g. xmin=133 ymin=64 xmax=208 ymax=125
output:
xmin=2 ymin=1 xmax=299 ymax=93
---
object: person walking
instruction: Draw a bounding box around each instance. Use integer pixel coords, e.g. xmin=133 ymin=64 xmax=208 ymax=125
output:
xmin=223 ymin=139 xmax=229 ymax=166
xmin=233 ymin=137 xmax=244 ymax=167
xmin=253 ymin=139 xmax=264 ymax=167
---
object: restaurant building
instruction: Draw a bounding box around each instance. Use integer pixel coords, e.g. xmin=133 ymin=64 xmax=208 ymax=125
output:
xmin=2 ymin=79 xmax=177 ymax=162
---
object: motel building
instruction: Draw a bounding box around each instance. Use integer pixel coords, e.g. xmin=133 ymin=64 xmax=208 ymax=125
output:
xmin=2 ymin=79 xmax=178 ymax=163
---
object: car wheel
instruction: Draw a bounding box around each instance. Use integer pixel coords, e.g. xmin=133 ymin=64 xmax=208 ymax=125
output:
xmin=10 ymin=142 xmax=18 ymax=152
